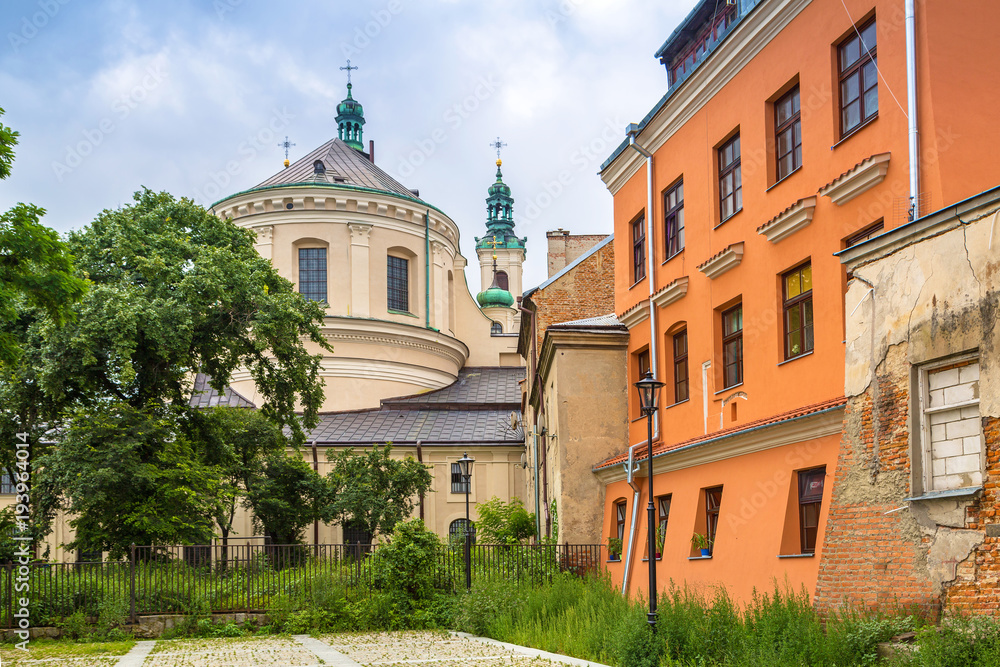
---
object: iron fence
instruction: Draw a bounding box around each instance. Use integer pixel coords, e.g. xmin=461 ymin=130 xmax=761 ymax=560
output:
xmin=0 ymin=542 xmax=604 ymax=628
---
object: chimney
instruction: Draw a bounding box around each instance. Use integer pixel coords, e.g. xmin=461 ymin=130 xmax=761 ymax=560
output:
xmin=546 ymin=228 xmax=571 ymax=278
xmin=369 ymin=140 xmax=375 ymax=164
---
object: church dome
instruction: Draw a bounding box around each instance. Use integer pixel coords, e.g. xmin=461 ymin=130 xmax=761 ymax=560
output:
xmin=477 ymin=285 xmax=515 ymax=308
xmin=337 ymin=88 xmax=364 ymax=117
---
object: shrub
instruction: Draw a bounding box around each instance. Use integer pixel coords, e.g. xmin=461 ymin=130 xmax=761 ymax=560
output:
xmin=370 ymin=519 xmax=442 ymax=600
xmin=904 ymin=615 xmax=1000 ymax=667
xmin=611 ymin=612 xmax=665 ymax=667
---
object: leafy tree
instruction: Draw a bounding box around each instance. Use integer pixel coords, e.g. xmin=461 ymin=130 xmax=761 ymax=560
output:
xmin=0 ymin=107 xmax=87 ymax=368
xmin=244 ymin=453 xmax=328 ymax=545
xmin=28 ymin=188 xmax=331 ymax=554
xmin=370 ymin=519 xmax=442 ymax=600
xmin=474 ymin=496 xmax=536 ymax=545
xmin=327 ymin=444 xmax=433 ymax=539
xmin=33 ymin=402 xmax=221 ymax=558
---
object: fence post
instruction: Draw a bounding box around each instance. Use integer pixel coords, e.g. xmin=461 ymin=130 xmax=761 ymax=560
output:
xmin=129 ymin=543 xmax=136 ymax=624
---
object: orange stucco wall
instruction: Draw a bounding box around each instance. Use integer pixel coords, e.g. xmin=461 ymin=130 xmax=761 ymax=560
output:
xmin=601 ymin=0 xmax=1000 ymax=605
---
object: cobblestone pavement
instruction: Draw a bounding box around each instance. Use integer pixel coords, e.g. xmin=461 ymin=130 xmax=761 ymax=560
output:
xmin=0 ymin=630 xmax=609 ymax=667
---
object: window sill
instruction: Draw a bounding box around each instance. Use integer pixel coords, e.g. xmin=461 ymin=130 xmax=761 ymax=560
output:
xmin=766 ymin=166 xmax=802 ymax=192
xmin=606 ymin=559 xmax=623 ymax=564
xmin=715 ymin=382 xmax=743 ymax=396
xmin=777 ymin=350 xmax=814 ymax=366
xmin=905 ymin=486 xmax=983 ymax=503
xmin=388 ymin=309 xmax=418 ymax=318
xmin=640 ymin=557 xmax=663 ymax=562
xmin=660 ymin=250 xmax=684 ymax=266
xmin=629 ymin=277 xmax=647 ymax=291
xmin=688 ymin=555 xmax=712 ymax=561
xmin=714 ymin=209 xmax=742 ymax=229
xmin=664 ymin=398 xmax=690 ymax=410
xmin=777 ymin=553 xmax=815 ymax=559
xmin=832 ymin=114 xmax=878 ymax=149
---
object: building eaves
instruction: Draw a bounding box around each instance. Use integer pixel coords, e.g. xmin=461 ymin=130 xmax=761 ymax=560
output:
xmin=549 ymin=313 xmax=624 ymax=329
xmin=522 ymin=234 xmax=613 ymax=297
xmin=189 ymin=373 xmax=256 ymax=409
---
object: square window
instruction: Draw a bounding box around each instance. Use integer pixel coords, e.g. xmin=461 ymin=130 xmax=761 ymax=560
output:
xmin=451 ymin=462 xmax=470 ymax=494
xmin=917 ymin=357 xmax=983 ymax=493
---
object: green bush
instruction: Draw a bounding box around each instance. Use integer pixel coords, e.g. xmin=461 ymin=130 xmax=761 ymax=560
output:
xmin=900 ymin=615 xmax=1000 ymax=667
xmin=611 ymin=612 xmax=665 ymax=667
xmin=371 ymin=519 xmax=442 ymax=600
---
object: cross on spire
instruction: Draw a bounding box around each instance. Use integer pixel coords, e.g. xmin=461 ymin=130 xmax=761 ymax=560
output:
xmin=486 ymin=235 xmax=502 ymax=264
xmin=278 ymin=136 xmax=296 ymax=160
xmin=340 ymin=59 xmax=359 ymax=85
xmin=489 ymin=137 xmax=507 ymax=161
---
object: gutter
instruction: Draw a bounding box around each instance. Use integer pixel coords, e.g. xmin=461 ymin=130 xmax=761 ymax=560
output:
xmin=905 ymin=0 xmax=920 ymax=222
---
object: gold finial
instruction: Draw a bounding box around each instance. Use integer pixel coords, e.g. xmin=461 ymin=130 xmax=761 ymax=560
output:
xmin=283 ymin=159 xmax=290 ymax=168
xmin=496 ymin=158 xmax=502 ymax=167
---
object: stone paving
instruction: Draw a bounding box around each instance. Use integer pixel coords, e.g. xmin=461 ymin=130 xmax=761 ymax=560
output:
xmin=0 ymin=630 xmax=611 ymax=667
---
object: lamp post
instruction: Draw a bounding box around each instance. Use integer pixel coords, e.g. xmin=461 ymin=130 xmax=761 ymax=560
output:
xmin=457 ymin=452 xmax=475 ymax=590
xmin=634 ymin=370 xmax=665 ymax=632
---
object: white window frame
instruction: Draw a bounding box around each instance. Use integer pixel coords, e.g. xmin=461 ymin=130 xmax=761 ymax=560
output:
xmin=915 ymin=351 xmax=983 ymax=495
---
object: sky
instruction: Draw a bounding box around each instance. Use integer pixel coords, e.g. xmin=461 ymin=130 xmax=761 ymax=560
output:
xmin=0 ymin=0 xmax=697 ymax=294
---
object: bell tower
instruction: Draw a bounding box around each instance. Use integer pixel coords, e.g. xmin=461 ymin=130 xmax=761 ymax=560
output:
xmin=336 ymin=60 xmax=366 ymax=152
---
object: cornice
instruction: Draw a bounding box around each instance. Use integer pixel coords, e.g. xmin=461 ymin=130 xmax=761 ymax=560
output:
xmin=594 ymin=403 xmax=844 ymax=484
xmin=618 ymin=300 xmax=650 ymax=329
xmin=318 ymin=316 xmax=470 ymax=368
xmin=818 ymin=152 xmax=891 ymax=205
xmin=652 ymin=276 xmax=689 ymax=309
xmin=600 ymin=0 xmax=812 ymax=196
xmin=756 ymin=196 xmax=817 ymax=244
xmin=697 ymin=242 xmax=744 ymax=279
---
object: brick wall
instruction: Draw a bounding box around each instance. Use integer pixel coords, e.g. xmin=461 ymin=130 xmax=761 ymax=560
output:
xmin=546 ymin=231 xmax=610 ymax=278
xmin=530 ymin=241 xmax=615 ymax=353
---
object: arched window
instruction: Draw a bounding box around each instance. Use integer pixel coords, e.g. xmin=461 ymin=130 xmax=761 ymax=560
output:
xmin=449 ymin=519 xmax=475 ymax=544
xmin=495 ymin=270 xmax=509 ymax=291
xmin=491 ymin=321 xmax=502 ymax=335
xmin=313 ymin=160 xmax=326 ymax=174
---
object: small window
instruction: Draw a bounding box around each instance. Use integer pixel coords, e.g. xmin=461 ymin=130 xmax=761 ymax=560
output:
xmin=673 ymin=330 xmax=689 ymax=403
xmin=451 ymin=462 xmax=470 ymax=494
xmin=918 ymin=357 xmax=983 ymax=493
xmin=845 ymin=221 xmax=884 ymax=248
xmin=298 ymin=248 xmax=328 ymax=303
xmin=637 ymin=349 xmax=650 ymax=380
xmin=664 ymin=181 xmax=684 ymax=259
xmin=491 ymin=321 xmax=502 ymax=335
xmin=615 ymin=500 xmax=627 ymax=541
xmin=313 ymin=160 xmax=326 ymax=174
xmin=722 ymin=305 xmax=743 ymax=388
xmin=0 ymin=471 xmax=14 ymax=494
xmin=449 ymin=519 xmax=475 ymax=544
xmin=783 ymin=263 xmax=814 ymax=359
xmin=632 ymin=215 xmax=646 ymax=283
xmin=387 ymin=255 xmax=409 ymax=312
xmin=344 ymin=520 xmax=373 ymax=555
xmin=718 ymin=135 xmax=742 ymax=222
xmin=775 ymin=86 xmax=802 ymax=181
xmin=495 ymin=270 xmax=509 ymax=291
xmin=839 ymin=18 xmax=878 ymax=137
xmin=657 ymin=495 xmax=671 ymax=539
xmin=705 ymin=487 xmax=723 ymax=554
xmin=798 ymin=467 xmax=826 ymax=554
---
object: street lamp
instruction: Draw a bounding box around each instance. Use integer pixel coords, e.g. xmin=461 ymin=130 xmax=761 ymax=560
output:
xmin=634 ymin=370 xmax=665 ymax=632
xmin=457 ymin=452 xmax=475 ymax=590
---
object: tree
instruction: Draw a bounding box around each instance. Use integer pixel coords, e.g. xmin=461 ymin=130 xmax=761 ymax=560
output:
xmin=244 ymin=453 xmax=328 ymax=546
xmin=473 ymin=496 xmax=536 ymax=545
xmin=327 ymin=445 xmax=433 ymax=539
xmin=0 ymin=107 xmax=87 ymax=368
xmin=29 ymin=188 xmax=331 ymax=554
xmin=33 ymin=403 xmax=221 ymax=558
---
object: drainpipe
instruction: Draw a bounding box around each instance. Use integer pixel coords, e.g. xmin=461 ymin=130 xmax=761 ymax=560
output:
xmin=621 ymin=124 xmax=659 ymax=589
xmin=905 ymin=0 xmax=920 ymax=221
xmin=532 ymin=425 xmax=541 ymax=540
xmin=702 ymin=361 xmax=712 ymax=434
xmin=311 ymin=440 xmax=319 ymax=547
xmin=620 ymin=441 xmax=646 ymax=595
xmin=416 ymin=441 xmax=425 ymax=521
xmin=425 ymin=211 xmax=431 ymax=327
xmin=519 ymin=299 xmax=545 ymax=540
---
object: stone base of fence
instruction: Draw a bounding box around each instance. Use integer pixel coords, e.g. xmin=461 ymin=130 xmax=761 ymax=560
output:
xmin=0 ymin=612 xmax=270 ymax=641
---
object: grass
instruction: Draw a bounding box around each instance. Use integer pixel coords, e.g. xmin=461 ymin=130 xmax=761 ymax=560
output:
xmin=0 ymin=637 xmax=134 ymax=665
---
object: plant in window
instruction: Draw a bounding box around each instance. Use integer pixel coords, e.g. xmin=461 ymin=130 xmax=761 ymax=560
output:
xmin=655 ymin=524 xmax=666 ymax=558
xmin=691 ymin=532 xmax=711 ymax=556
xmin=607 ymin=536 xmax=623 ymax=560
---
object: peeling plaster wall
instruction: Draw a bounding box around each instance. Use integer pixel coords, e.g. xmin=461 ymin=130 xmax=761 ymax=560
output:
xmin=817 ymin=203 xmax=1000 ymax=617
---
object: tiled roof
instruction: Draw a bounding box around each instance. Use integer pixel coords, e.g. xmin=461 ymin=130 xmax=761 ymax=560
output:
xmin=385 ymin=367 xmax=524 ymax=407
xmin=189 ymin=373 xmax=256 ymax=409
xmin=595 ymin=397 xmax=847 ymax=470
xmin=252 ymin=138 xmax=422 ymax=201
xmin=307 ymin=408 xmax=520 ymax=445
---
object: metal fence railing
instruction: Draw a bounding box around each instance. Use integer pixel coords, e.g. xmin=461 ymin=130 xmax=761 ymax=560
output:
xmin=0 ymin=542 xmax=604 ymax=628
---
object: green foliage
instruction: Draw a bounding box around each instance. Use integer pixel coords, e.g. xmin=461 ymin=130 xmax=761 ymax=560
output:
xmin=327 ymin=444 xmax=433 ymax=539
xmin=244 ymin=453 xmax=328 ymax=545
xmin=474 ymin=496 xmax=536 ymax=545
xmin=611 ymin=612 xmax=665 ymax=667
xmin=893 ymin=615 xmax=1000 ymax=667
xmin=371 ymin=519 xmax=442 ymax=600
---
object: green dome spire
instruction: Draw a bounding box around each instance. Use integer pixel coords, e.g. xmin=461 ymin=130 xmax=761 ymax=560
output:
xmin=475 ymin=155 xmax=527 ymax=253
xmin=336 ymin=61 xmax=366 ymax=152
xmin=476 ymin=259 xmax=515 ymax=308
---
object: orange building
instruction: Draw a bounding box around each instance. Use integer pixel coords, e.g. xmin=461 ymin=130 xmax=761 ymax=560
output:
xmin=595 ymin=0 xmax=1000 ymax=604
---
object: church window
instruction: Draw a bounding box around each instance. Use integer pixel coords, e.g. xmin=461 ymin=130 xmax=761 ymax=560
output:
xmin=313 ymin=160 xmax=326 ymax=174
xmin=491 ymin=322 xmax=502 ymax=335
xmin=449 ymin=519 xmax=475 ymax=544
xmin=387 ymin=255 xmax=410 ymax=312
xmin=298 ymin=248 xmax=327 ymax=303
xmin=496 ymin=270 xmax=509 ymax=291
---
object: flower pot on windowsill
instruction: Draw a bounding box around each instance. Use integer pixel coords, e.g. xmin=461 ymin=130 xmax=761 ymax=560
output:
xmin=700 ymin=548 xmax=710 ymax=557
xmin=655 ymin=552 xmax=662 ymax=559
xmin=608 ymin=554 xmax=620 ymax=561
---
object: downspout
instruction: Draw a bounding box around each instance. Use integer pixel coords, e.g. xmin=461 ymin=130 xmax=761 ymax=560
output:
xmin=905 ymin=0 xmax=920 ymax=221
xmin=621 ymin=123 xmax=659 ymax=591
xmin=311 ymin=440 xmax=319 ymax=547
xmin=416 ymin=441 xmax=425 ymax=521
xmin=519 ymin=299 xmax=543 ymax=540
xmin=425 ymin=210 xmax=431 ymax=327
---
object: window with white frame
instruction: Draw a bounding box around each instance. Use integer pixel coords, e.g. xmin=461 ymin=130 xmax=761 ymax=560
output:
xmin=918 ymin=355 xmax=983 ymax=493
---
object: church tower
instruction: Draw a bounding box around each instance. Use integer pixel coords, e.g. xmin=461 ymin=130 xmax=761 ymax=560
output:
xmin=335 ymin=61 xmax=366 ymax=151
xmin=475 ymin=141 xmax=525 ymax=334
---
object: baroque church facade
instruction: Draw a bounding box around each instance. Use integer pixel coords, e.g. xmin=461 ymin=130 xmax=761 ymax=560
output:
xmin=199 ymin=77 xmax=530 ymax=545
